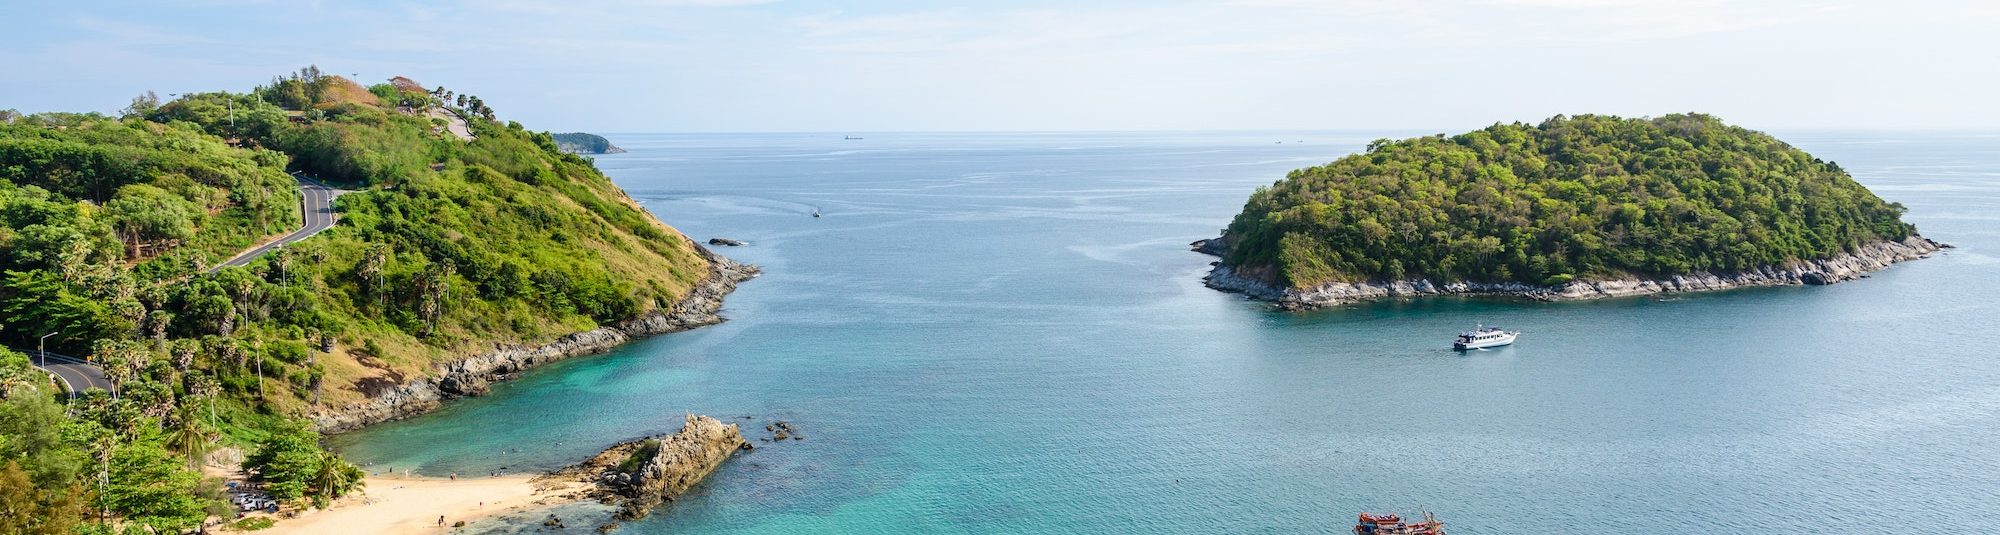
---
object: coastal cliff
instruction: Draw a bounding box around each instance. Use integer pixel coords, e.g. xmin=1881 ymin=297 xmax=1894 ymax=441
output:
xmin=550 ymin=414 xmax=750 ymax=520
xmin=311 ymin=248 xmax=758 ymax=433
xmin=1198 ymin=235 xmax=1945 ymax=310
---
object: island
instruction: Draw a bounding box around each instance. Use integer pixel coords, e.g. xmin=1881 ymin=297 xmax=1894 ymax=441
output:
xmin=1197 ymin=113 xmax=1945 ymax=309
xmin=0 ymin=65 xmax=747 ymax=533
xmin=552 ymin=132 xmax=627 ymax=154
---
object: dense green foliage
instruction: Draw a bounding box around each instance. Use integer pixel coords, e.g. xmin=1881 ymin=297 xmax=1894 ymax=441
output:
xmin=1221 ymin=114 xmax=1917 ymax=288
xmin=1 ymin=386 xmax=228 ymax=534
xmin=0 ymin=66 xmax=710 ymax=531
xmin=244 ymin=421 xmax=361 ymax=507
xmin=0 ymin=114 xmax=300 ymax=272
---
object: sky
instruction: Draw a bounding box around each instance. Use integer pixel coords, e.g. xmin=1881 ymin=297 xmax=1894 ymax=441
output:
xmin=1 ymin=0 xmax=1996 ymax=133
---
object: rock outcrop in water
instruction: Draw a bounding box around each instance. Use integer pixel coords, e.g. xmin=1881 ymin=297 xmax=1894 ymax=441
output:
xmin=552 ymin=414 xmax=750 ymax=521
xmin=310 ymin=248 xmax=758 ymax=433
xmin=1198 ymin=236 xmax=1947 ymax=310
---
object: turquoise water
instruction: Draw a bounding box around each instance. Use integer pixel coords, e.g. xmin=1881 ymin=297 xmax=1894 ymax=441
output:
xmin=333 ymin=131 xmax=2000 ymax=533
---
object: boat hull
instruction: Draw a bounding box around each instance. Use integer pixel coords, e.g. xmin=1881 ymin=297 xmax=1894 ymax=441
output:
xmin=1453 ymin=333 xmax=1518 ymax=350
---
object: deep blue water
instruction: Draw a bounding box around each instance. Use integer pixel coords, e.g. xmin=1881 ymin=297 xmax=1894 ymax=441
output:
xmin=333 ymin=130 xmax=2000 ymax=533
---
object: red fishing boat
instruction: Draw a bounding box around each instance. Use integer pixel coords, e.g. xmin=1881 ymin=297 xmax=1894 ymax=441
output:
xmin=1354 ymin=510 xmax=1444 ymax=535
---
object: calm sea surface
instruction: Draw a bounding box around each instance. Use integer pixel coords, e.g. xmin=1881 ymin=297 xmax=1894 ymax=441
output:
xmin=333 ymin=130 xmax=2000 ymax=534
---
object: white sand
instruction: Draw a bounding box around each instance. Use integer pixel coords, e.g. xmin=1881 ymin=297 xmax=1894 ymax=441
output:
xmin=262 ymin=474 xmax=582 ymax=534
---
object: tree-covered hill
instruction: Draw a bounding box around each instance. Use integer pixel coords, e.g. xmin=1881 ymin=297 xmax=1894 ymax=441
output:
xmin=1215 ymin=114 xmax=1921 ymax=290
xmin=0 ymin=67 xmax=714 ymax=530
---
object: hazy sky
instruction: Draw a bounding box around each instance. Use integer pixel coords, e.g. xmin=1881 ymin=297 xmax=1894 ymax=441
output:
xmin=3 ymin=0 xmax=1996 ymax=133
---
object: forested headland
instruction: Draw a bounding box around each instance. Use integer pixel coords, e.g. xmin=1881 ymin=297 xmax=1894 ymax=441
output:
xmin=552 ymin=132 xmax=625 ymax=154
xmin=1207 ymin=114 xmax=1931 ymax=300
xmin=0 ymin=66 xmax=713 ymax=532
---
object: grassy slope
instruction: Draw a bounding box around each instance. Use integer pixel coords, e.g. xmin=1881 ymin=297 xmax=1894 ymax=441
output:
xmin=258 ymin=83 xmax=710 ymax=412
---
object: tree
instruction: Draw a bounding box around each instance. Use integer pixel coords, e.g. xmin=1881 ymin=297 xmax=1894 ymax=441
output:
xmin=184 ymin=371 xmax=220 ymax=427
xmin=103 ymin=184 xmax=202 ymax=259
xmin=89 ymin=339 xmax=149 ymax=390
xmin=0 ymin=460 xmax=87 ymax=535
xmin=244 ymin=421 xmax=321 ymax=503
xmin=308 ymin=454 xmax=364 ymax=508
xmin=167 ymin=338 xmax=198 ymax=374
xmin=104 ymin=429 xmax=217 ymax=532
xmin=416 ymin=260 xmax=454 ymax=336
xmin=0 ymin=386 xmax=88 ymax=488
xmin=120 ymin=91 xmax=161 ymax=118
xmin=162 ymin=402 xmax=211 ymax=468
xmin=0 ymin=349 xmax=36 ymax=394
xmin=357 ymin=243 xmax=389 ymax=310
xmin=1 ymin=270 xmax=133 ymax=353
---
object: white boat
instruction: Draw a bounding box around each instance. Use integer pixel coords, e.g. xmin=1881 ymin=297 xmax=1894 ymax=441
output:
xmin=1453 ymin=325 xmax=1519 ymax=350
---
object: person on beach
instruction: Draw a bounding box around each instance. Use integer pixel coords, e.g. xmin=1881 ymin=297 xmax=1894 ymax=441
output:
xmin=438 ymin=516 xmax=445 ymax=527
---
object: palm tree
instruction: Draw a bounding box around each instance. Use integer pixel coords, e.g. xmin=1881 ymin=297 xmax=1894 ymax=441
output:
xmin=164 ymin=402 xmax=211 ymax=468
xmin=186 ymin=371 xmax=221 ymax=427
xmin=145 ymin=309 xmax=172 ymax=343
xmin=357 ymin=244 xmax=389 ymax=310
xmin=309 ymin=455 xmax=363 ymax=506
xmin=417 ymin=260 xmax=454 ymax=336
xmin=168 ymin=338 xmax=197 ymax=375
xmin=92 ymin=340 xmax=144 ymax=389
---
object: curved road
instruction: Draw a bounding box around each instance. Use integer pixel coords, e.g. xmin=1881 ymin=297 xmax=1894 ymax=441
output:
xmin=23 ymin=350 xmax=114 ymax=398
xmin=209 ymin=172 xmax=347 ymax=272
xmin=8 ymin=174 xmax=343 ymax=398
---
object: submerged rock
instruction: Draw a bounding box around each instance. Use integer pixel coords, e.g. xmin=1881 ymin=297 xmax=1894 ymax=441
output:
xmin=707 ymin=238 xmax=747 ymax=247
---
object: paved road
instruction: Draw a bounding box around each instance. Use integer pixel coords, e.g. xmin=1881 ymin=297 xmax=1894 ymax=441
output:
xmin=209 ymin=172 xmax=347 ymax=272
xmin=22 ymin=350 xmax=114 ymax=398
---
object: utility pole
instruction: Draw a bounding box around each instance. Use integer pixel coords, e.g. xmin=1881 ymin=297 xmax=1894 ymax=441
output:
xmin=39 ymin=331 xmax=56 ymax=367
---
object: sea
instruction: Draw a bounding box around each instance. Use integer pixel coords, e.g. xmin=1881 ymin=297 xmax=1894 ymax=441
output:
xmin=332 ymin=130 xmax=2000 ymax=534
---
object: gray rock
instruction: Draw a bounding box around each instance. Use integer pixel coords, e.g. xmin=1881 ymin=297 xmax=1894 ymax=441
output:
xmin=311 ymin=245 xmax=759 ymax=434
xmin=1189 ymin=237 xmax=1229 ymax=256
xmin=1202 ymin=235 xmax=1947 ymax=310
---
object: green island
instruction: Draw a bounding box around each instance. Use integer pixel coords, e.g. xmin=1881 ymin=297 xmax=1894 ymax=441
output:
xmin=0 ymin=66 xmax=734 ymax=532
xmin=1201 ymin=114 xmax=1942 ymax=308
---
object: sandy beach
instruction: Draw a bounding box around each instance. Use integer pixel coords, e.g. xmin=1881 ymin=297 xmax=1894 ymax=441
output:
xmin=262 ymin=474 xmax=583 ymax=534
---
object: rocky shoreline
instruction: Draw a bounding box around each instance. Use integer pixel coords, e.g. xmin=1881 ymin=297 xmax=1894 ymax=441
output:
xmin=1195 ymin=235 xmax=1947 ymax=310
xmin=545 ymin=414 xmax=750 ymax=522
xmin=311 ymin=246 xmax=759 ymax=433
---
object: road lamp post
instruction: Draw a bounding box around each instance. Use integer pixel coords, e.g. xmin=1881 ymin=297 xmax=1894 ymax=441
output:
xmin=38 ymin=331 xmax=56 ymax=366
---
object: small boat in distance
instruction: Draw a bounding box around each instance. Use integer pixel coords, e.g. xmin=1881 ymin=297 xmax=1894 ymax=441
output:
xmin=1453 ymin=325 xmax=1519 ymax=350
xmin=1355 ymin=511 xmax=1444 ymax=534
xmin=844 ymin=136 xmax=863 ymax=140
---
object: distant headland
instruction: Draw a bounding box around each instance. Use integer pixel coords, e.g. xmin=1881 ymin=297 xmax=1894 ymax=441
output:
xmin=553 ymin=132 xmax=626 ymax=154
